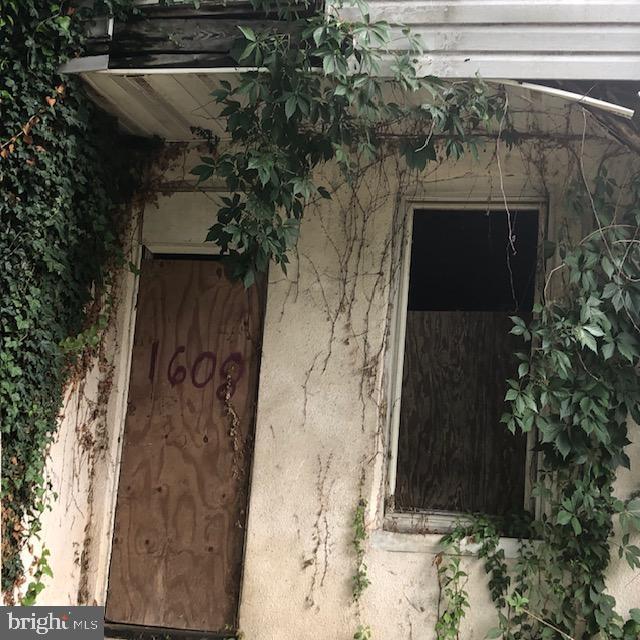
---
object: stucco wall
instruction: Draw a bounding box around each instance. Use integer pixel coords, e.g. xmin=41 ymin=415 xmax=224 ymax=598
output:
xmin=236 ymin=103 xmax=640 ymax=639
xmin=27 ymin=245 xmax=141 ymax=607
xmin=25 ymin=89 xmax=640 ymax=639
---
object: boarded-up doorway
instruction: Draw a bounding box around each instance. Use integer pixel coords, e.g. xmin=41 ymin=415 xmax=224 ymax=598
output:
xmin=106 ymin=257 xmax=264 ymax=634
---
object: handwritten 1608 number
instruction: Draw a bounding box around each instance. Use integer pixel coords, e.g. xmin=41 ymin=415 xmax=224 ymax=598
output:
xmin=148 ymin=340 xmax=245 ymax=399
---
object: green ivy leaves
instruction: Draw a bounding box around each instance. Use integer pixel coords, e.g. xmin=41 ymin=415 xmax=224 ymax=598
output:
xmin=352 ymin=499 xmax=370 ymax=602
xmin=0 ymin=0 xmax=137 ymax=598
xmin=440 ymin=166 xmax=640 ymax=640
xmin=496 ymin=166 xmax=640 ymax=638
xmin=192 ymin=1 xmax=507 ymax=282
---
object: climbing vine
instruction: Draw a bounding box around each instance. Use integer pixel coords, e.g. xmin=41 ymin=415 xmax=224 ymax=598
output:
xmin=188 ymin=0 xmax=634 ymax=637
xmin=352 ymin=499 xmax=370 ymax=602
xmin=195 ymin=0 xmax=640 ymax=630
xmin=434 ymin=537 xmax=470 ymax=640
xmin=352 ymin=498 xmax=372 ymax=640
xmin=192 ymin=0 xmax=638 ymax=634
xmin=3 ymin=3 xmax=637 ymax=638
xmin=0 ymin=0 xmax=144 ymax=599
xmin=436 ymin=162 xmax=640 ymax=639
xmin=193 ymin=0 xmax=508 ymax=284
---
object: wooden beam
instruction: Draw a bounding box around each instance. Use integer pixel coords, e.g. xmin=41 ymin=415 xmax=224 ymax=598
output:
xmin=135 ymin=0 xmax=320 ymax=18
xmin=112 ymin=18 xmax=299 ymax=55
xmin=108 ymin=52 xmax=236 ymax=69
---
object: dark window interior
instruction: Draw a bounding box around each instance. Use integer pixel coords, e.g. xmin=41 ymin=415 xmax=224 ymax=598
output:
xmin=395 ymin=209 xmax=538 ymax=518
xmin=408 ymin=209 xmax=538 ymax=312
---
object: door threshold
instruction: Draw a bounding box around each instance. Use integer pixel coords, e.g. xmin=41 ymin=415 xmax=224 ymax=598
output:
xmin=104 ymin=622 xmax=235 ymax=640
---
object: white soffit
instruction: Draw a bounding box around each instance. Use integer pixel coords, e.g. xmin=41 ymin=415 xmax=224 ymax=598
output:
xmin=81 ymin=71 xmax=231 ymax=140
xmin=80 ymin=69 xmax=635 ymax=141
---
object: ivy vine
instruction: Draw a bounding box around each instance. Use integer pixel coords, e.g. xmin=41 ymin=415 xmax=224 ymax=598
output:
xmin=193 ymin=3 xmax=640 ymax=636
xmin=193 ymin=0 xmax=508 ymax=285
xmin=4 ymin=3 xmax=637 ymax=637
xmin=352 ymin=498 xmax=370 ymax=602
xmin=437 ymin=165 xmax=640 ymax=639
xmin=0 ymin=0 xmax=143 ymax=600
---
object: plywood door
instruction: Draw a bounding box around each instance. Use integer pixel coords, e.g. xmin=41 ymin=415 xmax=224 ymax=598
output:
xmin=106 ymin=259 xmax=263 ymax=632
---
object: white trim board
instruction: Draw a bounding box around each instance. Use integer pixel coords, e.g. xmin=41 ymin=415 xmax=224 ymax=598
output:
xmin=372 ymin=528 xmax=527 ymax=559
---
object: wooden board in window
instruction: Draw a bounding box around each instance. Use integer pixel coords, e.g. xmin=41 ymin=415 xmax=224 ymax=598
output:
xmin=395 ymin=310 xmax=528 ymax=516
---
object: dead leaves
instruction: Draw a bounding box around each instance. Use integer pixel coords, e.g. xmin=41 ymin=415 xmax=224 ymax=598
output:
xmin=0 ymin=92 xmax=59 ymax=161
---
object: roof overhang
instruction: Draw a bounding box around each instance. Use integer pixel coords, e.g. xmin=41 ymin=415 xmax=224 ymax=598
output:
xmin=63 ymin=61 xmax=636 ymax=142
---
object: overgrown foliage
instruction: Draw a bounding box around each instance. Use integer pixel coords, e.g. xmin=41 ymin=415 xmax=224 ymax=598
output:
xmin=352 ymin=498 xmax=370 ymax=602
xmin=4 ymin=4 xmax=637 ymax=637
xmin=437 ymin=165 xmax=640 ymax=639
xmin=195 ymin=2 xmax=640 ymax=637
xmin=0 ymin=0 xmax=140 ymax=599
xmin=435 ymin=538 xmax=470 ymax=640
xmin=193 ymin=0 xmax=507 ymax=284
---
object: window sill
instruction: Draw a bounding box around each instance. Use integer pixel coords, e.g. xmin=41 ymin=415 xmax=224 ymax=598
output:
xmin=377 ymin=512 xmax=526 ymax=559
xmin=384 ymin=510 xmax=472 ymax=535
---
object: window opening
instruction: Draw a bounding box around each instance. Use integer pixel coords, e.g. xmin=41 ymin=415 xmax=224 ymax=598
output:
xmin=394 ymin=208 xmax=539 ymax=517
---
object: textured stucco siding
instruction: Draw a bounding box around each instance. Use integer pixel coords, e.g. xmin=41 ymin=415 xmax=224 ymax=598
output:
xmin=237 ymin=97 xmax=640 ymax=639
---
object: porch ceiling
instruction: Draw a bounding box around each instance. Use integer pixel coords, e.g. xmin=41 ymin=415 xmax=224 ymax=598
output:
xmin=79 ymin=69 xmax=640 ymax=144
xmin=81 ymin=70 xmax=230 ymax=141
xmin=69 ymin=0 xmax=640 ymax=140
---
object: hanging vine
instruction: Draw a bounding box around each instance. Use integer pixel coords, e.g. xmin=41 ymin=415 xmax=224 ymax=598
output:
xmin=190 ymin=1 xmax=638 ymax=638
xmin=0 ymin=0 xmax=143 ymax=600
xmin=193 ymin=0 xmax=508 ymax=284
xmin=3 ymin=0 xmax=638 ymax=634
xmin=436 ymin=159 xmax=640 ymax=639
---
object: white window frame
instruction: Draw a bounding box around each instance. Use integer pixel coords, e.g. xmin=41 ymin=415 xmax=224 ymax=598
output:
xmin=385 ymin=197 xmax=547 ymax=533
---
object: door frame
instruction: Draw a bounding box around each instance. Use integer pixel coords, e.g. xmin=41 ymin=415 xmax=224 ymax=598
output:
xmin=95 ymin=224 xmax=266 ymax=635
